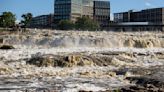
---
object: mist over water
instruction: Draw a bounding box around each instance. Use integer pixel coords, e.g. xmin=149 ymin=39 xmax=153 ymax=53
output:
xmin=1 ymin=30 xmax=164 ymax=48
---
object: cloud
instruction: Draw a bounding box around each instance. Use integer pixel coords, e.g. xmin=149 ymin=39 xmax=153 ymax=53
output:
xmin=145 ymin=2 xmax=151 ymax=6
xmin=144 ymin=0 xmax=153 ymax=7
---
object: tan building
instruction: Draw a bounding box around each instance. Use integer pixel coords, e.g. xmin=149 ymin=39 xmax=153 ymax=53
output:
xmin=82 ymin=5 xmax=93 ymax=19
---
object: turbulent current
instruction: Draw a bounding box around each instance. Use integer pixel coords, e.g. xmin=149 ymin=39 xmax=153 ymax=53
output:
xmin=1 ymin=30 xmax=164 ymax=48
xmin=0 ymin=29 xmax=164 ymax=92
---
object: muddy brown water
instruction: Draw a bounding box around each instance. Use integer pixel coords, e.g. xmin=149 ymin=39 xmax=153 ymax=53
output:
xmin=0 ymin=30 xmax=164 ymax=92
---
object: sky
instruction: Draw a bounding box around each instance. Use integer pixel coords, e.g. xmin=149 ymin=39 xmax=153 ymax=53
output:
xmin=0 ymin=0 xmax=164 ymax=21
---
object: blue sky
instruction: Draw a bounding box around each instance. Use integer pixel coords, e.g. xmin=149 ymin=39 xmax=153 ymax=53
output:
xmin=0 ymin=0 xmax=164 ymax=20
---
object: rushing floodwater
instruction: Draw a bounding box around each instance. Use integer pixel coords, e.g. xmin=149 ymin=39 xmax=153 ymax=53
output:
xmin=0 ymin=30 xmax=164 ymax=92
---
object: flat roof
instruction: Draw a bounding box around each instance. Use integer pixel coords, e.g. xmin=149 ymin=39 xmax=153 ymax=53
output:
xmin=114 ymin=7 xmax=164 ymax=14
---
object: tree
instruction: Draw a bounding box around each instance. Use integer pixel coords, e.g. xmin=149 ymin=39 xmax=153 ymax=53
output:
xmin=58 ymin=20 xmax=74 ymax=30
xmin=0 ymin=12 xmax=16 ymax=27
xmin=75 ymin=16 xmax=100 ymax=31
xmin=21 ymin=13 xmax=33 ymax=28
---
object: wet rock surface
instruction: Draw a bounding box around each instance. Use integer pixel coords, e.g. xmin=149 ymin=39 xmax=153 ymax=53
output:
xmin=0 ymin=49 xmax=163 ymax=92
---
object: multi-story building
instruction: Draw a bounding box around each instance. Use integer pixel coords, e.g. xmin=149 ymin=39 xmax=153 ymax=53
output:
xmin=112 ymin=8 xmax=164 ymax=31
xmin=82 ymin=0 xmax=94 ymax=18
xmin=93 ymin=1 xmax=110 ymax=27
xmin=54 ymin=0 xmax=83 ymax=23
xmin=30 ymin=14 xmax=54 ymax=28
xmin=114 ymin=8 xmax=164 ymax=24
xmin=54 ymin=0 xmax=110 ymax=27
xmin=114 ymin=10 xmax=132 ymax=22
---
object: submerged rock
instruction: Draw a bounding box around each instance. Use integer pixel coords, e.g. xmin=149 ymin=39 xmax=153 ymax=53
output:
xmin=0 ymin=45 xmax=15 ymax=50
xmin=27 ymin=54 xmax=55 ymax=67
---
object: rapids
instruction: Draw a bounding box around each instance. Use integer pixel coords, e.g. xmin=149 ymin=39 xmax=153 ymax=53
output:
xmin=0 ymin=29 xmax=163 ymax=48
xmin=0 ymin=29 xmax=164 ymax=92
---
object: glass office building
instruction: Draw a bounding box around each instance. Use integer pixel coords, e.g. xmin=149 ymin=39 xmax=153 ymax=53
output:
xmin=54 ymin=0 xmax=83 ymax=22
xmin=30 ymin=14 xmax=54 ymax=28
xmin=112 ymin=8 xmax=164 ymax=31
xmin=114 ymin=8 xmax=164 ymax=24
xmin=93 ymin=1 xmax=110 ymax=27
xmin=54 ymin=0 xmax=110 ymax=27
xmin=54 ymin=0 xmax=96 ymax=21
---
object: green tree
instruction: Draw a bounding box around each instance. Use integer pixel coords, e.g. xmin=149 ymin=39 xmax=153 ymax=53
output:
xmin=21 ymin=13 xmax=33 ymax=27
xmin=75 ymin=16 xmax=100 ymax=31
xmin=58 ymin=20 xmax=74 ymax=30
xmin=0 ymin=12 xmax=16 ymax=27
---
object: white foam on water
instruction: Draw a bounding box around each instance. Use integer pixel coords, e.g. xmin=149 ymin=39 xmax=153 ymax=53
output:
xmin=0 ymin=30 xmax=164 ymax=91
xmin=63 ymin=83 xmax=106 ymax=92
xmin=0 ymin=47 xmax=164 ymax=61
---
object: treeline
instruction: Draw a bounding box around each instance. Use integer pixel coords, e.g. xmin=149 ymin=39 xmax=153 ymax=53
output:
xmin=0 ymin=12 xmax=33 ymax=28
xmin=0 ymin=11 xmax=100 ymax=31
xmin=57 ymin=16 xmax=100 ymax=31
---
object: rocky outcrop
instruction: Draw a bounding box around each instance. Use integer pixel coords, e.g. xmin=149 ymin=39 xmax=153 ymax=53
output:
xmin=27 ymin=54 xmax=96 ymax=67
